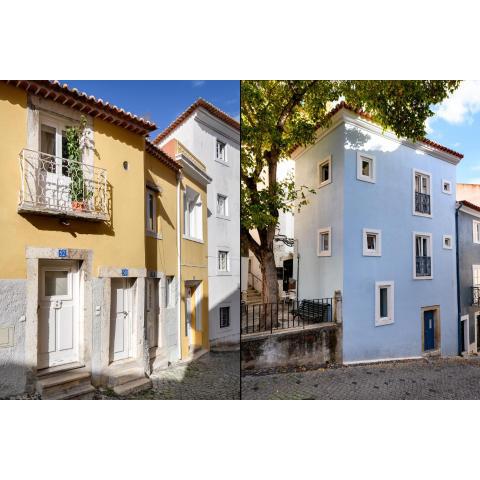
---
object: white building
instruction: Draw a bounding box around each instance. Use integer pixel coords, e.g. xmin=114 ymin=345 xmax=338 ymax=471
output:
xmin=154 ymin=99 xmax=240 ymax=348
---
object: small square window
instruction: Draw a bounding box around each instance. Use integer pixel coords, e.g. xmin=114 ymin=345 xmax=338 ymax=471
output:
xmin=443 ymin=235 xmax=453 ymax=250
xmin=442 ymin=179 xmax=452 ymax=194
xmin=317 ymin=227 xmax=331 ymax=256
xmin=357 ymin=152 xmax=376 ymax=183
xmin=219 ymin=306 xmax=230 ymax=328
xmin=375 ymin=281 xmax=394 ymax=326
xmin=218 ymin=250 xmax=229 ymax=272
xmin=216 ymin=140 xmax=226 ymax=162
xmin=363 ymin=228 xmax=381 ymax=256
xmin=317 ymin=155 xmax=332 ymax=187
xmin=217 ymin=194 xmax=228 ymax=217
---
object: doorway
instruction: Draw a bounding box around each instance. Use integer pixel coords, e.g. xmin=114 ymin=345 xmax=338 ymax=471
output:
xmin=422 ymin=306 xmax=440 ymax=354
xmin=181 ymin=282 xmax=202 ymax=359
xmin=38 ymin=260 xmax=80 ymax=369
xmin=146 ymin=278 xmax=160 ymax=357
xmin=110 ymin=278 xmax=133 ymax=363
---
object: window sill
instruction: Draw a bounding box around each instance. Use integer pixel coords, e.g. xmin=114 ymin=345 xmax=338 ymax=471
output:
xmin=183 ymin=235 xmax=204 ymax=244
xmin=357 ymin=175 xmax=376 ymax=184
xmin=363 ymin=251 xmax=381 ymax=257
xmin=413 ymin=211 xmax=432 ymax=219
xmin=317 ymin=252 xmax=331 ymax=257
xmin=146 ymin=231 xmax=162 ymax=240
xmin=217 ymin=271 xmax=232 ymax=276
xmin=215 ymin=158 xmax=229 ymax=167
xmin=216 ymin=215 xmax=230 ymax=221
xmin=413 ymin=275 xmax=433 ymax=280
xmin=318 ymin=179 xmax=332 ymax=188
xmin=375 ymin=317 xmax=394 ymax=327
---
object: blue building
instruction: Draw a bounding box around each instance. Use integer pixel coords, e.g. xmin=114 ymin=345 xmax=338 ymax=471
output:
xmin=292 ymin=103 xmax=463 ymax=363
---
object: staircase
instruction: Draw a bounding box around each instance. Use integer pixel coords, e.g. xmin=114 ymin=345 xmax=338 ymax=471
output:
xmin=36 ymin=369 xmax=95 ymax=400
xmin=246 ymin=286 xmax=263 ymax=305
xmin=107 ymin=363 xmax=152 ymax=396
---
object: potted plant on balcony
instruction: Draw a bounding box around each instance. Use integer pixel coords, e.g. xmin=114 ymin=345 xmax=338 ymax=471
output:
xmin=65 ymin=116 xmax=92 ymax=211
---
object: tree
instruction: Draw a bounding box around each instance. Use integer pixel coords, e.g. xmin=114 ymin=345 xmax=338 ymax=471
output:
xmin=241 ymin=80 xmax=460 ymax=303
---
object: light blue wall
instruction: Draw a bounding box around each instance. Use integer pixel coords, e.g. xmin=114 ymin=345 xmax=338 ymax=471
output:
xmin=295 ymin=124 xmax=345 ymax=301
xmin=342 ymin=125 xmax=458 ymax=362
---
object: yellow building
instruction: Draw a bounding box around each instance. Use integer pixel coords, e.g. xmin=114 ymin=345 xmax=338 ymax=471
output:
xmin=0 ymin=80 xmax=182 ymax=398
xmin=161 ymin=139 xmax=211 ymax=360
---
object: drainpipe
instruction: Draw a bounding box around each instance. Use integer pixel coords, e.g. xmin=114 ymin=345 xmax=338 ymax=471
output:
xmin=176 ymin=171 xmax=182 ymax=361
xmin=456 ymin=202 xmax=462 ymax=355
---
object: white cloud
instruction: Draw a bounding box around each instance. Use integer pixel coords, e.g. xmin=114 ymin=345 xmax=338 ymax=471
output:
xmin=433 ymin=80 xmax=480 ymax=124
xmin=425 ymin=117 xmax=434 ymax=134
xmin=192 ymin=80 xmax=205 ymax=87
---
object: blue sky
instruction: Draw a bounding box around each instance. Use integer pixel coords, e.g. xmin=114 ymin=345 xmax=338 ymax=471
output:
xmin=425 ymin=80 xmax=480 ymax=183
xmin=59 ymin=80 xmax=239 ymax=139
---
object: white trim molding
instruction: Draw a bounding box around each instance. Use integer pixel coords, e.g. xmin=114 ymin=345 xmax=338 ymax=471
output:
xmin=317 ymin=154 xmax=332 ymax=188
xmin=412 ymin=168 xmax=433 ymax=218
xmin=413 ymin=231 xmax=433 ymax=280
xmin=442 ymin=235 xmax=453 ymax=250
xmin=317 ymin=227 xmax=332 ymax=257
xmin=356 ymin=152 xmax=376 ymax=183
xmin=473 ymin=220 xmax=480 ymax=244
xmin=442 ymin=179 xmax=452 ymax=195
xmin=375 ymin=281 xmax=394 ymax=327
xmin=362 ymin=228 xmax=382 ymax=256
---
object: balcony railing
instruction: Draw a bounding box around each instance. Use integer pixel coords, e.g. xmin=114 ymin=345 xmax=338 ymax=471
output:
xmin=473 ymin=286 xmax=480 ymax=306
xmin=18 ymin=149 xmax=108 ymax=221
xmin=415 ymin=192 xmax=431 ymax=215
xmin=416 ymin=256 xmax=432 ymax=277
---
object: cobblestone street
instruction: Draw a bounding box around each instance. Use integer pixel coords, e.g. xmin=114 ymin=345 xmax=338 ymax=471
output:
xmin=242 ymin=357 xmax=480 ymax=399
xmin=98 ymin=351 xmax=240 ymax=400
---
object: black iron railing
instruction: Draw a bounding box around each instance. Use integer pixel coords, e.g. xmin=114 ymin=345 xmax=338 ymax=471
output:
xmin=416 ymin=256 xmax=432 ymax=277
xmin=415 ymin=192 xmax=431 ymax=215
xmin=473 ymin=286 xmax=480 ymax=306
xmin=241 ymin=298 xmax=333 ymax=335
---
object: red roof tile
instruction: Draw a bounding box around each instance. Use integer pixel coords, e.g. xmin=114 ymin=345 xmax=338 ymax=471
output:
xmin=153 ymin=98 xmax=239 ymax=145
xmin=459 ymin=199 xmax=480 ymax=213
xmin=3 ymin=80 xmax=156 ymax=136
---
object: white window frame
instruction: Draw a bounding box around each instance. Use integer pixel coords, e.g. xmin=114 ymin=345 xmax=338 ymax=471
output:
xmin=183 ymin=186 xmax=203 ymax=242
xmin=317 ymin=227 xmax=331 ymax=257
xmin=375 ymin=281 xmax=394 ymax=327
xmin=362 ymin=228 xmax=382 ymax=256
xmin=356 ymin=152 xmax=376 ymax=183
xmin=216 ymin=193 xmax=229 ymax=219
xmin=219 ymin=305 xmax=231 ymax=329
xmin=473 ymin=220 xmax=480 ymax=244
xmin=412 ymin=168 xmax=433 ymax=218
xmin=215 ymin=139 xmax=227 ymax=164
xmin=461 ymin=314 xmax=469 ymax=354
xmin=472 ymin=265 xmax=480 ymax=287
xmin=413 ymin=231 xmax=433 ymax=280
xmin=217 ymin=249 xmax=230 ymax=274
xmin=442 ymin=235 xmax=453 ymax=250
xmin=442 ymin=179 xmax=452 ymax=195
xmin=146 ymin=188 xmax=157 ymax=235
xmin=317 ymin=155 xmax=332 ymax=188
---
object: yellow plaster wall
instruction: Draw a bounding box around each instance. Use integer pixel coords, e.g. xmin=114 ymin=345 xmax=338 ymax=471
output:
xmin=144 ymin=152 xmax=178 ymax=276
xmin=0 ymin=83 xmax=147 ymax=278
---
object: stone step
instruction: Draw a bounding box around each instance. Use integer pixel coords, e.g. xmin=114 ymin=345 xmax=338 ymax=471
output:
xmin=49 ymin=384 xmax=96 ymax=400
xmin=108 ymin=367 xmax=146 ymax=387
xmin=37 ymin=370 xmax=92 ymax=399
xmin=113 ymin=377 xmax=152 ymax=396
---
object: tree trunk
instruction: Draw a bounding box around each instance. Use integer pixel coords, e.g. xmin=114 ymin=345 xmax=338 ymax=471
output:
xmin=260 ymin=247 xmax=279 ymax=304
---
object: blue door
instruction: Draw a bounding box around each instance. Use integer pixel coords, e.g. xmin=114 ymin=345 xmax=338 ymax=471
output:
xmin=424 ymin=310 xmax=435 ymax=351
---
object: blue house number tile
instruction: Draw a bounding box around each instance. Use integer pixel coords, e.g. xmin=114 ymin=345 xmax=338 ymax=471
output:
xmin=121 ymin=269 xmax=129 ymax=277
xmin=58 ymin=249 xmax=68 ymax=258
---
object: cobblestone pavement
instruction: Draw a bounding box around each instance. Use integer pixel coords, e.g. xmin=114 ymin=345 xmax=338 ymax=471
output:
xmin=98 ymin=351 xmax=240 ymax=400
xmin=242 ymin=357 xmax=480 ymax=400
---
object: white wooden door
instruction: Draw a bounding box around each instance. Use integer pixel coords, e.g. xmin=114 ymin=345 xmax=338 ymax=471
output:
xmin=146 ymin=278 xmax=159 ymax=351
xmin=38 ymin=261 xmax=79 ymax=369
xmin=110 ymin=278 xmax=133 ymax=362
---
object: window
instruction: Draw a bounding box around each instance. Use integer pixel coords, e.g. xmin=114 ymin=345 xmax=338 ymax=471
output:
xmin=413 ymin=232 xmax=433 ymax=279
xmin=362 ymin=228 xmax=381 ymax=256
xmin=146 ymin=188 xmax=157 ymax=233
xmin=166 ymin=276 xmax=174 ymax=308
xmin=317 ymin=227 xmax=331 ymax=257
xmin=40 ymin=121 xmax=71 ymax=176
xmin=216 ymin=140 xmax=226 ymax=162
xmin=413 ymin=169 xmax=432 ymax=216
xmin=442 ymin=179 xmax=452 ymax=194
xmin=357 ymin=152 xmax=376 ymax=183
xmin=317 ymin=155 xmax=332 ymax=187
xmin=216 ymin=194 xmax=228 ymax=217
xmin=473 ymin=220 xmax=480 ymax=244
xmin=218 ymin=250 xmax=229 ymax=272
xmin=184 ymin=187 xmax=203 ymax=241
xmin=443 ymin=235 xmax=453 ymax=250
xmin=375 ymin=281 xmax=394 ymax=326
xmin=219 ymin=306 xmax=230 ymax=328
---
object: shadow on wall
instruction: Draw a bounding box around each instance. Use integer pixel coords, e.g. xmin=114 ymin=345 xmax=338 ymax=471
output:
xmin=208 ymin=286 xmax=241 ymax=348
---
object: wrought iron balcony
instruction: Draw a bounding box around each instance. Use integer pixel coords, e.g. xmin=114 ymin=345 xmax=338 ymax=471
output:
xmin=473 ymin=286 xmax=480 ymax=306
xmin=416 ymin=256 xmax=432 ymax=277
xmin=18 ymin=149 xmax=108 ymax=221
xmin=415 ymin=192 xmax=431 ymax=215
